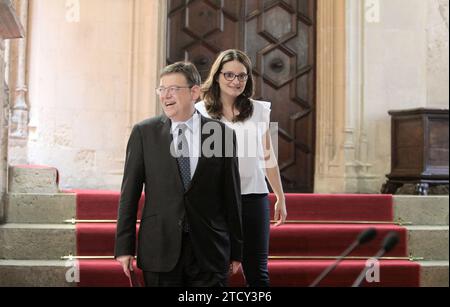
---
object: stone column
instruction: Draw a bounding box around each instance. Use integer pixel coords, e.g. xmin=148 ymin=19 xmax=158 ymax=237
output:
xmin=127 ymin=0 xmax=167 ymax=133
xmin=115 ymin=0 xmax=167 ymax=177
xmin=315 ymin=0 xmax=347 ymax=193
xmin=9 ymin=0 xmax=29 ymax=140
xmin=315 ymin=0 xmax=380 ymax=193
xmin=1 ymin=36 xmax=6 ymax=223
xmin=342 ymin=0 xmax=378 ymax=193
xmin=0 ymin=0 xmax=24 ymax=223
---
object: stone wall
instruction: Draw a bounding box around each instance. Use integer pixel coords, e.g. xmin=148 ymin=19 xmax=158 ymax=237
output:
xmin=427 ymin=0 xmax=449 ymax=108
xmin=316 ymin=0 xmax=449 ymax=194
xmin=358 ymin=0 xmax=449 ymax=193
xmin=9 ymin=0 xmax=165 ymax=190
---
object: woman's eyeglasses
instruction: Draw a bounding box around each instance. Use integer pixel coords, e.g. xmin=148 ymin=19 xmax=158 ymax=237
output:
xmin=221 ymin=72 xmax=249 ymax=82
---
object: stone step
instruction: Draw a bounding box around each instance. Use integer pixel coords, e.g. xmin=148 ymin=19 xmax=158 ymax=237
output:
xmin=0 ymin=224 xmax=75 ymax=260
xmin=0 ymin=260 xmax=75 ymax=287
xmin=419 ymin=261 xmax=449 ymax=287
xmin=8 ymin=165 xmax=59 ymax=194
xmin=394 ymin=196 xmax=449 ymax=226
xmin=407 ymin=226 xmax=449 ymax=261
xmin=6 ymin=193 xmax=76 ymax=224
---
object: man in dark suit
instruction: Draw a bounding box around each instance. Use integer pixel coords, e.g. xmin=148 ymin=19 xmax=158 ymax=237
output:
xmin=115 ymin=62 xmax=243 ymax=287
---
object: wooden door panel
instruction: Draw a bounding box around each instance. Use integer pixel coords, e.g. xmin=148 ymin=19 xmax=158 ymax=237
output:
xmin=167 ymin=0 xmax=316 ymax=192
xmin=167 ymin=0 xmax=243 ymax=79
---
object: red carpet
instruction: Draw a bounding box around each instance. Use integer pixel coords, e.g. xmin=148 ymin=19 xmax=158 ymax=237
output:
xmin=71 ymin=191 xmax=420 ymax=287
xmin=268 ymin=194 xmax=393 ymax=221
xmin=78 ymin=259 xmax=419 ymax=287
xmin=76 ymin=224 xmax=408 ymax=257
xmin=67 ymin=191 xmax=393 ymax=221
xmin=69 ymin=190 xmax=145 ymax=220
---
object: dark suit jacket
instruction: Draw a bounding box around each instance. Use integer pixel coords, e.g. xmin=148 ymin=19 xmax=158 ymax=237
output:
xmin=114 ymin=114 xmax=243 ymax=273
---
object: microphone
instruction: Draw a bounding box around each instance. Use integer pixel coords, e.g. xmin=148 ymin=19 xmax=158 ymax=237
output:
xmin=351 ymin=231 xmax=400 ymax=287
xmin=309 ymin=228 xmax=377 ymax=287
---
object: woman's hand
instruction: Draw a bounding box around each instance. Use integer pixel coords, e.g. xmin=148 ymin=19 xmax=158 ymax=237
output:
xmin=274 ymin=198 xmax=287 ymax=227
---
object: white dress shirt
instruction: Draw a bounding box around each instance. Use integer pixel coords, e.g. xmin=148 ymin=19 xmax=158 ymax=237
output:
xmin=196 ymin=99 xmax=271 ymax=195
xmin=171 ymin=113 xmax=201 ymax=179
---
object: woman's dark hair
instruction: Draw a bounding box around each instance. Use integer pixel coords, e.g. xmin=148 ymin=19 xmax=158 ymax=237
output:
xmin=201 ymin=49 xmax=254 ymax=122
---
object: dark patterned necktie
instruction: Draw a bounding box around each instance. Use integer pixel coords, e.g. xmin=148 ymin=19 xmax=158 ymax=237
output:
xmin=176 ymin=124 xmax=191 ymax=191
xmin=176 ymin=124 xmax=191 ymax=233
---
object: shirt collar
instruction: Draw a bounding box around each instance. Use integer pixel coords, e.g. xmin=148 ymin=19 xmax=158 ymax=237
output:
xmin=171 ymin=112 xmax=198 ymax=134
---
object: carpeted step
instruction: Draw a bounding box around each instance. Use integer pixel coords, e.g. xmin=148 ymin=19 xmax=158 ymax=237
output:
xmin=71 ymin=191 xmax=393 ymax=222
xmin=269 ymin=224 xmax=407 ymax=257
xmin=230 ymin=259 xmax=421 ymax=287
xmin=76 ymin=224 xmax=408 ymax=257
xmin=268 ymin=194 xmax=393 ymax=222
xmin=70 ymin=190 xmax=145 ymax=221
xmin=78 ymin=259 xmax=420 ymax=287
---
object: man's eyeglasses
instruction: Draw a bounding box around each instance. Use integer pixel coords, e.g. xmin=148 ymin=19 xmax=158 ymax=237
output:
xmin=156 ymin=86 xmax=192 ymax=96
xmin=220 ymin=72 xmax=249 ymax=82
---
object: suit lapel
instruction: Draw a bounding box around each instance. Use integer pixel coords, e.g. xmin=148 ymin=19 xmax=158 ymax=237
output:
xmin=159 ymin=116 xmax=185 ymax=193
xmin=186 ymin=116 xmax=208 ymax=193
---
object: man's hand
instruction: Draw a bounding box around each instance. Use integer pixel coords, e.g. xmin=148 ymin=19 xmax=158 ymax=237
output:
xmin=116 ymin=255 xmax=134 ymax=278
xmin=229 ymin=261 xmax=241 ymax=275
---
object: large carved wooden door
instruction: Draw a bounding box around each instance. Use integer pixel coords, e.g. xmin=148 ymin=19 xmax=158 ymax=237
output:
xmin=167 ymin=0 xmax=316 ymax=193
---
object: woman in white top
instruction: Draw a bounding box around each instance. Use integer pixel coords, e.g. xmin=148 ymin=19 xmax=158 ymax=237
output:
xmin=196 ymin=49 xmax=287 ymax=287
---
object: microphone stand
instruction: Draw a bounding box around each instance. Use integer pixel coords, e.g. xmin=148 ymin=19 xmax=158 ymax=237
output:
xmin=309 ymin=228 xmax=377 ymax=287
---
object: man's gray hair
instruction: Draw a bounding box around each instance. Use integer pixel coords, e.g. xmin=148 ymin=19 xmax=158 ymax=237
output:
xmin=161 ymin=62 xmax=202 ymax=87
